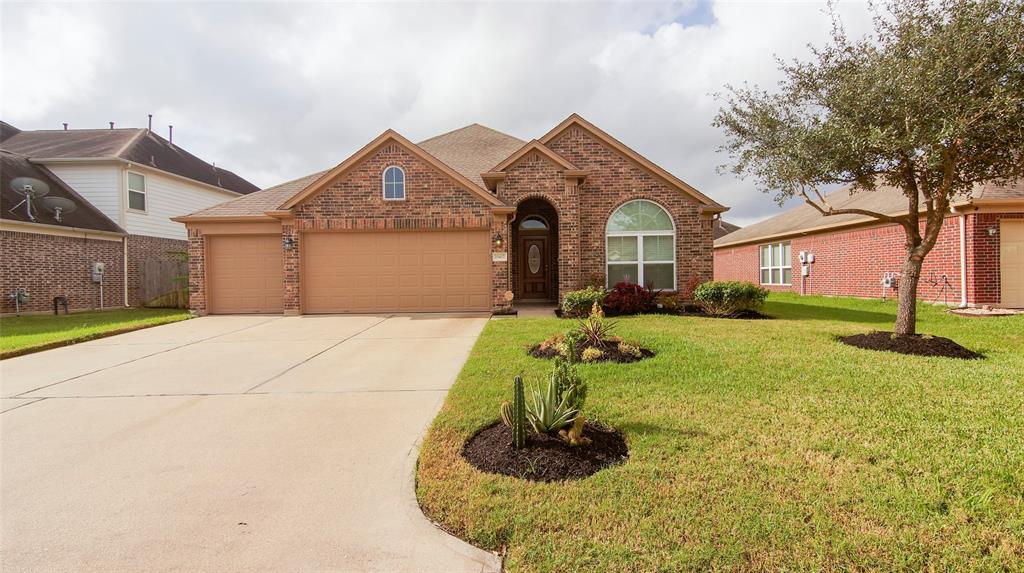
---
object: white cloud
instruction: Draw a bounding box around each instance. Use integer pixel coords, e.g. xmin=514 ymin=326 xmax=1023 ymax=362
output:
xmin=0 ymin=1 xmax=873 ymax=225
xmin=1 ymin=5 xmax=103 ymax=120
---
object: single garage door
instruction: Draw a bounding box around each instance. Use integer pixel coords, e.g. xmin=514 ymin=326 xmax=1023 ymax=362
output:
xmin=1001 ymin=220 xmax=1024 ymax=307
xmin=303 ymin=231 xmax=490 ymax=313
xmin=207 ymin=235 xmax=283 ymax=314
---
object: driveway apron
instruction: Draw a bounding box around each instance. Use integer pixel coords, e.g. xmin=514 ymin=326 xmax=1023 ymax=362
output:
xmin=0 ymin=314 xmax=499 ymax=573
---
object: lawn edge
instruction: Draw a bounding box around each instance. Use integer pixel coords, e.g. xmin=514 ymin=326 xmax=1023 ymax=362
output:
xmin=0 ymin=314 xmax=191 ymax=360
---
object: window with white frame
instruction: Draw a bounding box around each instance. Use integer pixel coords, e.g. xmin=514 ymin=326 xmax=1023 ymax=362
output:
xmin=127 ymin=172 xmax=146 ymax=211
xmin=759 ymin=242 xmax=792 ymax=285
xmin=605 ymin=199 xmax=676 ymax=290
xmin=382 ymin=166 xmax=405 ymax=200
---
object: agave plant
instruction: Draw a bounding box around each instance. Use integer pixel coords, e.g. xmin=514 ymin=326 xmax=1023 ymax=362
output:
xmin=526 ymin=375 xmax=580 ymax=433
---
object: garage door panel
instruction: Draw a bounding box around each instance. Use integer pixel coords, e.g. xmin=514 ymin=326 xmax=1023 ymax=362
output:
xmin=1002 ymin=221 xmax=1024 ymax=307
xmin=208 ymin=235 xmax=283 ymax=314
xmin=303 ymin=231 xmax=490 ymax=313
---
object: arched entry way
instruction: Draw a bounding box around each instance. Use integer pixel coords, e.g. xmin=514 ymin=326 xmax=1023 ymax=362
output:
xmin=511 ymin=197 xmax=559 ymax=302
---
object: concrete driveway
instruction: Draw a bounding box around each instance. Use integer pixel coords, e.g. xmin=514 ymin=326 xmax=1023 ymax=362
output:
xmin=1 ymin=314 xmax=500 ymax=573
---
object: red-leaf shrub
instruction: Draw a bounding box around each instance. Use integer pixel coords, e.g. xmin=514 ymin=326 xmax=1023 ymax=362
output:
xmin=604 ymin=282 xmax=657 ymax=315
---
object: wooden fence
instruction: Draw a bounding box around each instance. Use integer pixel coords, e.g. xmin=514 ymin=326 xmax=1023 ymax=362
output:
xmin=140 ymin=259 xmax=188 ymax=308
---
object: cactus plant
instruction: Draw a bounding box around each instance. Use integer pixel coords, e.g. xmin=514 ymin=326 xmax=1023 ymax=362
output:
xmin=499 ymin=400 xmax=513 ymax=427
xmin=559 ymin=415 xmax=592 ymax=447
xmin=511 ymin=375 xmax=527 ymax=449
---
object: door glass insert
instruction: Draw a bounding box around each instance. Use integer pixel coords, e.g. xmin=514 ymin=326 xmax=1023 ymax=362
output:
xmin=528 ymin=244 xmax=541 ymax=274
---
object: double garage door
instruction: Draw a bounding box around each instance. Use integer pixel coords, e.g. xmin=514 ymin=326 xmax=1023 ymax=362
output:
xmin=206 ymin=231 xmax=490 ymax=314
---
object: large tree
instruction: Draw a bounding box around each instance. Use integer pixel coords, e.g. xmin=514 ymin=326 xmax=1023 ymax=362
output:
xmin=714 ymin=0 xmax=1024 ymax=335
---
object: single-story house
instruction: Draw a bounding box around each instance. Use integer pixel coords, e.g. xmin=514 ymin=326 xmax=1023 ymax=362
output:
xmin=0 ymin=120 xmax=258 ymax=314
xmin=175 ymin=114 xmax=728 ymax=315
xmin=714 ymin=182 xmax=1024 ymax=307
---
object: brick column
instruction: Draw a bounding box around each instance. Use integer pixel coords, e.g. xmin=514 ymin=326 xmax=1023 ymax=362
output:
xmin=491 ymin=212 xmax=511 ymax=311
xmin=558 ymin=177 xmax=582 ymax=302
xmin=282 ymin=224 xmax=301 ymax=315
xmin=187 ymin=228 xmax=207 ymax=315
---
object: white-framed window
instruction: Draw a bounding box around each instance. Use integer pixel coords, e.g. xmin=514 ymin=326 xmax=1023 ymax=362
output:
xmin=127 ymin=171 xmax=146 ymax=211
xmin=605 ymin=199 xmax=676 ymax=290
xmin=382 ymin=166 xmax=405 ymax=200
xmin=759 ymin=242 xmax=792 ymax=285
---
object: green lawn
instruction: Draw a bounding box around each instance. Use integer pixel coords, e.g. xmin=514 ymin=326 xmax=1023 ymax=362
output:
xmin=0 ymin=308 xmax=190 ymax=357
xmin=417 ymin=294 xmax=1024 ymax=572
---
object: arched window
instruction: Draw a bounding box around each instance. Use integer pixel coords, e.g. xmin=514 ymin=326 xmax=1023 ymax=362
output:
xmin=519 ymin=216 xmax=549 ymax=230
xmin=605 ymin=199 xmax=675 ymax=289
xmin=382 ymin=166 xmax=405 ymax=200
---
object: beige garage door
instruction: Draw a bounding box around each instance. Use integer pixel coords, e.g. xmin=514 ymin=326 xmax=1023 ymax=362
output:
xmin=207 ymin=235 xmax=283 ymax=314
xmin=1001 ymin=220 xmax=1024 ymax=307
xmin=303 ymin=231 xmax=491 ymax=313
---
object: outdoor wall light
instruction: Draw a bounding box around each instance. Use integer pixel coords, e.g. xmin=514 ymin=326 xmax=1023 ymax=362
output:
xmin=283 ymin=236 xmax=296 ymax=251
xmin=987 ymin=226 xmax=998 ymax=236
xmin=494 ymin=232 xmax=503 ymax=246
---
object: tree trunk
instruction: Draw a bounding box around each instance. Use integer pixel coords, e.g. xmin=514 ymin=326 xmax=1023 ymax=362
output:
xmin=894 ymin=252 xmax=924 ymax=335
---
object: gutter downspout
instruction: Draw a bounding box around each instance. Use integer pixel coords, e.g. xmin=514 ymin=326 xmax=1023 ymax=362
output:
xmin=958 ymin=213 xmax=968 ymax=308
xmin=123 ymin=236 xmax=130 ymax=307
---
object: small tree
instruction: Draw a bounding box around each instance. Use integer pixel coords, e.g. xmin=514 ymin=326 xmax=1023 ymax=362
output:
xmin=714 ymin=0 xmax=1024 ymax=334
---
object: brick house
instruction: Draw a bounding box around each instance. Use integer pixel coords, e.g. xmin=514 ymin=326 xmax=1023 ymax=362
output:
xmin=175 ymin=114 xmax=728 ymax=315
xmin=713 ymin=183 xmax=1024 ymax=308
xmin=0 ymin=121 xmax=258 ymax=314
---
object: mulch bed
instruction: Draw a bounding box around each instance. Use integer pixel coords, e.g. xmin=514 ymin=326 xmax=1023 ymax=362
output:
xmin=461 ymin=421 xmax=628 ymax=482
xmin=528 ymin=338 xmax=654 ymax=363
xmin=838 ymin=331 xmax=983 ymax=360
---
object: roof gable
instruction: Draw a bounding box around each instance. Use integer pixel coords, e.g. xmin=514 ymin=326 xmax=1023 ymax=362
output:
xmin=490 ymin=140 xmax=579 ymax=172
xmin=540 ymin=114 xmax=726 ymax=212
xmin=280 ymin=130 xmax=506 ymax=210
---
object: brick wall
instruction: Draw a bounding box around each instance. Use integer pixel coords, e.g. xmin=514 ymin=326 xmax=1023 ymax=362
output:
xmin=126 ymin=234 xmax=187 ymax=306
xmin=291 ymin=141 xmax=500 ymax=309
xmin=965 ymin=212 xmax=1024 ymax=304
xmin=545 ymin=126 xmax=713 ymax=300
xmin=187 ymin=228 xmax=207 ymax=313
xmin=714 ymin=212 xmax=1023 ymax=305
xmin=1 ymin=230 xmax=125 ymax=314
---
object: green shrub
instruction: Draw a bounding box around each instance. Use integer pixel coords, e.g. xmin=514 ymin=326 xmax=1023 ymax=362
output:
xmin=562 ymin=286 xmax=606 ymax=318
xmin=692 ymin=281 xmax=768 ymax=317
xmin=581 ymin=347 xmax=604 ymax=363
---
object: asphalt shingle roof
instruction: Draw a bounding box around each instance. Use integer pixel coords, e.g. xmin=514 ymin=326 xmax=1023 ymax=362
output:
xmin=715 ymin=180 xmax=1024 ymax=247
xmin=417 ymin=124 xmax=525 ymax=188
xmin=0 ymin=124 xmax=259 ymax=195
xmin=1 ymin=149 xmax=124 ymax=233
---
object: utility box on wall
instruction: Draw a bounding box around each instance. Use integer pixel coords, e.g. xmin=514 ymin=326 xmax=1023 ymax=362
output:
xmin=91 ymin=262 xmax=105 ymax=283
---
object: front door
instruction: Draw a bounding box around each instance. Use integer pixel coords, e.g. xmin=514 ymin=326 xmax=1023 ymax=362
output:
xmin=519 ymin=236 xmax=548 ymax=300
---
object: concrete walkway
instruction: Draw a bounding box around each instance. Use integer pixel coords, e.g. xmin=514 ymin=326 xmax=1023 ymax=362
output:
xmin=1 ymin=314 xmax=500 ymax=573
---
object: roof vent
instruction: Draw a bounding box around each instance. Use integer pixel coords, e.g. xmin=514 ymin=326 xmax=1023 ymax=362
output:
xmin=62 ymin=123 xmax=68 ymax=131
xmin=168 ymin=125 xmax=173 ymax=145
xmin=109 ymin=122 xmax=114 ymax=130
xmin=147 ymin=114 xmax=153 ymax=131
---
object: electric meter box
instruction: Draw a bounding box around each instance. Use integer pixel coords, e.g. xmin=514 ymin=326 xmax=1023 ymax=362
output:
xmin=91 ymin=261 xmax=106 ymax=283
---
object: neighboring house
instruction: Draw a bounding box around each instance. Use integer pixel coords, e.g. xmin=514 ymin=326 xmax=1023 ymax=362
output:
xmin=1 ymin=121 xmax=258 ymax=313
xmin=713 ymin=183 xmax=1024 ymax=307
xmin=175 ymin=114 xmax=728 ymax=315
xmin=713 ymin=219 xmax=740 ymax=240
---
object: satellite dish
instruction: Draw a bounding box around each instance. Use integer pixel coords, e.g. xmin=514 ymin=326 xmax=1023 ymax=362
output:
xmin=10 ymin=177 xmax=51 ymax=197
xmin=8 ymin=177 xmax=50 ymax=221
xmin=42 ymin=196 xmax=77 ymax=222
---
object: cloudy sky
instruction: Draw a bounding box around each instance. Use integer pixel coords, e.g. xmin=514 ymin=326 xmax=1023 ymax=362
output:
xmin=1 ymin=1 xmax=874 ymax=225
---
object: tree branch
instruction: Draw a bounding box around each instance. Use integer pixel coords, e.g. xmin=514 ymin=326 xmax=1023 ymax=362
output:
xmin=798 ymin=186 xmax=907 ymax=224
